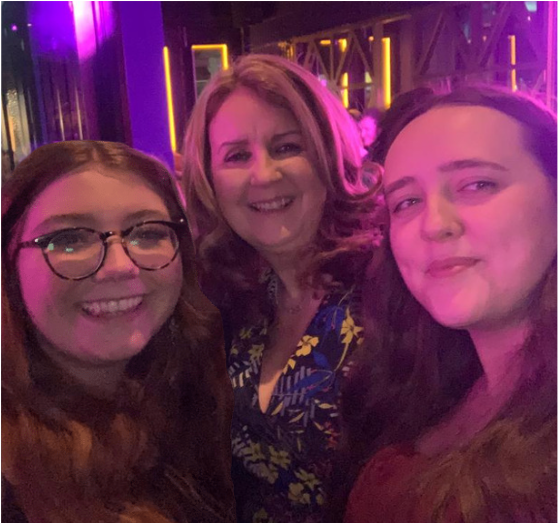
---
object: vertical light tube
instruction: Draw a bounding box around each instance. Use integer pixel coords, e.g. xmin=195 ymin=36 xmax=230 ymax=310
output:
xmin=163 ymin=46 xmax=176 ymax=152
xmin=382 ymin=37 xmax=391 ymax=108
xmin=221 ymin=44 xmax=229 ymax=70
xmin=508 ymin=35 xmax=517 ymax=91
xmin=341 ymin=73 xmax=349 ymax=108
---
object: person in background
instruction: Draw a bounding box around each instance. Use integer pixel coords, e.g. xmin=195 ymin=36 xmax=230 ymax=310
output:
xmin=338 ymin=86 xmax=557 ymax=523
xmin=2 ymin=141 xmax=235 ymax=523
xmin=358 ymin=108 xmax=382 ymax=158
xmin=182 ymin=54 xmax=383 ymax=523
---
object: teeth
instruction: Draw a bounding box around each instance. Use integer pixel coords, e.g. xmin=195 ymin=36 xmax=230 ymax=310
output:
xmin=82 ymin=296 xmax=143 ymax=317
xmin=250 ymin=197 xmax=293 ymax=212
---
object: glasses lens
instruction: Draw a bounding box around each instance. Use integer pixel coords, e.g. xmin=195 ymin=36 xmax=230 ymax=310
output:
xmin=45 ymin=229 xmax=103 ymax=278
xmin=126 ymin=223 xmax=180 ymax=269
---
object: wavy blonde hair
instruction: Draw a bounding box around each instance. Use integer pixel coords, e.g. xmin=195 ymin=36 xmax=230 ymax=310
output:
xmin=182 ymin=54 xmax=383 ymax=321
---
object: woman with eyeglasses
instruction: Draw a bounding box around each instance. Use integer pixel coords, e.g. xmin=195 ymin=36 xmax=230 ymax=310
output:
xmin=2 ymin=141 xmax=235 ymax=522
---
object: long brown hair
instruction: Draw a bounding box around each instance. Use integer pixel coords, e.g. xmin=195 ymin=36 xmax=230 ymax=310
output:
xmin=182 ymin=54 xmax=384 ymax=325
xmin=2 ymin=141 xmax=234 ymax=522
xmin=333 ymin=87 xmax=557 ymax=522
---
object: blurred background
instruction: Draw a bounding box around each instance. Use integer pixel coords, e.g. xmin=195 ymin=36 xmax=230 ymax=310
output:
xmin=2 ymin=1 xmax=556 ymax=179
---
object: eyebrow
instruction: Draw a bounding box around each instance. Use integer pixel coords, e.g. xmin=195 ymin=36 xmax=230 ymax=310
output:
xmin=31 ymin=210 xmax=170 ymax=236
xmin=384 ymin=158 xmax=509 ymax=196
xmin=217 ymin=130 xmax=302 ymax=153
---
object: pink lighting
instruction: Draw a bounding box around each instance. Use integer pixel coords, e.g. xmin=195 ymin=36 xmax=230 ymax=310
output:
xmin=71 ymin=1 xmax=115 ymax=61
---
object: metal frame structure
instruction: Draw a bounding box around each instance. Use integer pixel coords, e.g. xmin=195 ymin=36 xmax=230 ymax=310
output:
xmin=272 ymin=2 xmax=556 ymax=110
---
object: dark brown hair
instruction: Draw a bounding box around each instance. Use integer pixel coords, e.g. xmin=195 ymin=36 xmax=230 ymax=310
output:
xmin=182 ymin=54 xmax=384 ymax=325
xmin=2 ymin=141 xmax=234 ymax=522
xmin=332 ymin=86 xmax=557 ymax=522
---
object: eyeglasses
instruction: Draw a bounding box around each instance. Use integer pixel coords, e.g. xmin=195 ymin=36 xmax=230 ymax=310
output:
xmin=17 ymin=220 xmax=186 ymax=280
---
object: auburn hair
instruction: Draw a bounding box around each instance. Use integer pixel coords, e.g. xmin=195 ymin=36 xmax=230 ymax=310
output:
xmin=332 ymin=86 xmax=557 ymax=522
xmin=2 ymin=141 xmax=234 ymax=522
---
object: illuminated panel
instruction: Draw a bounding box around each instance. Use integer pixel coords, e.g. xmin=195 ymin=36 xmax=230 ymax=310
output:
xmin=163 ymin=46 xmax=176 ymax=152
xmin=341 ymin=73 xmax=349 ymax=108
xmin=191 ymin=44 xmax=229 ymax=70
xmin=338 ymin=38 xmax=347 ymax=52
xmin=382 ymin=37 xmax=391 ymax=108
xmin=508 ymin=35 xmax=517 ymax=91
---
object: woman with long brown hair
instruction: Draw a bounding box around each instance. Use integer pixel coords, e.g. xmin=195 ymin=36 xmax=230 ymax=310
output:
xmin=182 ymin=54 xmax=383 ymax=523
xmin=2 ymin=141 xmax=235 ymax=522
xmin=338 ymin=86 xmax=557 ymax=522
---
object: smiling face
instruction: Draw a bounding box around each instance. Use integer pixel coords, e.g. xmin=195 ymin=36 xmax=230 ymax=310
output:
xmin=16 ymin=168 xmax=183 ymax=370
xmin=209 ymin=87 xmax=327 ymax=259
xmin=384 ymin=105 xmax=557 ymax=332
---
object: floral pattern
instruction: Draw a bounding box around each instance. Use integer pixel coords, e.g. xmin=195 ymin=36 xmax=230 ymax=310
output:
xmin=228 ymin=276 xmax=363 ymax=523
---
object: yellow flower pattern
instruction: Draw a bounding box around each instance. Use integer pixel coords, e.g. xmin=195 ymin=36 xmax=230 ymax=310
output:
xmin=228 ymin=278 xmax=364 ymax=523
xmin=295 ymin=335 xmax=319 ymax=357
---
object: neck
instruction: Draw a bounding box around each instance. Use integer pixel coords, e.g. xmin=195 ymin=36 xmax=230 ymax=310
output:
xmin=264 ymin=250 xmax=309 ymax=299
xmin=39 ymin=336 xmax=128 ymax=396
xmin=468 ymin=320 xmax=531 ymax=395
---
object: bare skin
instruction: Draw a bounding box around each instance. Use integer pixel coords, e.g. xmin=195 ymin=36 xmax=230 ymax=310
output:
xmin=257 ymin=251 xmax=324 ymax=413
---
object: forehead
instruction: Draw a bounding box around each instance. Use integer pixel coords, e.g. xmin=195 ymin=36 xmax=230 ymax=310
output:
xmin=209 ymin=88 xmax=299 ymax=140
xmin=384 ymin=105 xmax=526 ymax=181
xmin=22 ymin=168 xmax=169 ymax=228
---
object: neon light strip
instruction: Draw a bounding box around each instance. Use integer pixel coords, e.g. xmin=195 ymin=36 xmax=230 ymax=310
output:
xmin=191 ymin=44 xmax=229 ymax=70
xmin=382 ymin=37 xmax=391 ymax=108
xmin=163 ymin=46 xmax=176 ymax=152
xmin=508 ymin=35 xmax=517 ymax=91
xmin=341 ymin=72 xmax=349 ymax=108
xmin=339 ymin=38 xmax=347 ymax=52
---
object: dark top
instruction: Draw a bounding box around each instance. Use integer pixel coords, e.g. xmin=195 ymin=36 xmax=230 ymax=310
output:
xmin=228 ymin=272 xmax=364 ymax=523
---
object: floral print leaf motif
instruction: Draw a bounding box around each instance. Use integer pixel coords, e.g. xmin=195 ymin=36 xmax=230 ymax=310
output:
xmin=253 ymin=508 xmax=271 ymax=523
xmin=270 ymin=401 xmax=284 ymax=416
xmin=317 ymin=402 xmax=335 ymax=409
xmin=340 ymin=310 xmax=363 ymax=345
xmin=288 ymin=483 xmax=311 ymax=505
xmin=245 ymin=442 xmax=265 ymax=462
xmin=295 ymin=335 xmax=319 ymax=357
xmin=240 ymin=326 xmax=253 ymax=340
xmin=294 ymin=469 xmax=321 ymax=491
xmin=289 ymin=411 xmax=305 ymax=424
xmin=255 ymin=462 xmax=279 ymax=484
xmin=269 ymin=446 xmax=291 ymax=470
xmin=312 ymin=350 xmax=329 ymax=367
xmin=283 ymin=358 xmax=296 ymax=373
xmin=249 ymin=343 xmax=264 ymax=361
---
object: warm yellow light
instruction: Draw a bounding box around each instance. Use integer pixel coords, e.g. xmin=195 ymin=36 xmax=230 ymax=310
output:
xmin=368 ymin=36 xmax=375 ymax=42
xmin=508 ymin=35 xmax=517 ymax=91
xmin=191 ymin=44 xmax=229 ymax=70
xmin=382 ymin=37 xmax=391 ymax=109
xmin=320 ymin=39 xmax=332 ymax=46
xmin=338 ymin=38 xmax=347 ymax=52
xmin=341 ymin=72 xmax=349 ymax=108
xmin=163 ymin=46 xmax=176 ymax=152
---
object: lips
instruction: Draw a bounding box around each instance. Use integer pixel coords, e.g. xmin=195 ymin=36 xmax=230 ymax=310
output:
xmin=248 ymin=196 xmax=294 ymax=212
xmin=81 ymin=296 xmax=143 ymax=317
xmin=426 ymin=257 xmax=479 ymax=278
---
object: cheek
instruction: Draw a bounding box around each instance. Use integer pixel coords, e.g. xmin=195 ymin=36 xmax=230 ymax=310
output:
xmin=18 ymin=255 xmax=63 ymax=322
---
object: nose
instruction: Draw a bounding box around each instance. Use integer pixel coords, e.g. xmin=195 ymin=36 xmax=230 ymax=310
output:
xmin=249 ymin=150 xmax=282 ymax=186
xmin=92 ymin=236 xmax=140 ymax=281
xmin=420 ymin=194 xmax=464 ymax=242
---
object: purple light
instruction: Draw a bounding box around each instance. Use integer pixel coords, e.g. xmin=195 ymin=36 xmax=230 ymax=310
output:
xmin=11 ymin=24 xmax=18 ymax=32
xmin=72 ymin=1 xmax=115 ymax=61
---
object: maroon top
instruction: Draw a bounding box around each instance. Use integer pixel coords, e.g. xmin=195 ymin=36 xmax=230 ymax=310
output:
xmin=344 ymin=444 xmax=462 ymax=523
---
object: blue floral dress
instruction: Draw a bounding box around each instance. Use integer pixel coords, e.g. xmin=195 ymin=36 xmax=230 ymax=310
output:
xmin=228 ymin=274 xmax=364 ymax=523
